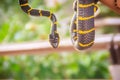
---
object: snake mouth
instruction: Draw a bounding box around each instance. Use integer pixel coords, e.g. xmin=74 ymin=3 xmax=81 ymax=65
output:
xmin=49 ymin=33 xmax=60 ymax=48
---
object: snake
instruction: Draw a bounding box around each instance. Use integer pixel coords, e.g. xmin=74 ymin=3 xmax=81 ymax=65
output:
xmin=19 ymin=0 xmax=60 ymax=48
xmin=70 ymin=0 xmax=98 ymax=50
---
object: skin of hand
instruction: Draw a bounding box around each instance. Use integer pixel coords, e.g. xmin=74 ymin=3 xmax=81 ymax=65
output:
xmin=100 ymin=0 xmax=120 ymax=14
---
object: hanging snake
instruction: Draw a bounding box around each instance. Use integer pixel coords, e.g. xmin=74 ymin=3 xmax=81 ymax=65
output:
xmin=70 ymin=0 xmax=98 ymax=50
xmin=19 ymin=0 xmax=60 ymax=48
xmin=19 ymin=0 xmax=100 ymax=50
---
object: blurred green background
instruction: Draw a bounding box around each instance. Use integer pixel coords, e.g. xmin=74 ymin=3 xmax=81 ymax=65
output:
xmin=0 ymin=0 xmax=119 ymax=79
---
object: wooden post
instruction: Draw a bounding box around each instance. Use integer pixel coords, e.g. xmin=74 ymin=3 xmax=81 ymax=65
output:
xmin=109 ymin=33 xmax=120 ymax=80
xmin=109 ymin=65 xmax=120 ymax=80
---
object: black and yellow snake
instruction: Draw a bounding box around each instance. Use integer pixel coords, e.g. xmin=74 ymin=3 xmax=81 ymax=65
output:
xmin=70 ymin=0 xmax=98 ymax=50
xmin=19 ymin=0 xmax=60 ymax=48
xmin=19 ymin=0 xmax=99 ymax=50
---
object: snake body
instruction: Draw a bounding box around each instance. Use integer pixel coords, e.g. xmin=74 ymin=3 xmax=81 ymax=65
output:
xmin=70 ymin=0 xmax=98 ymax=50
xmin=19 ymin=0 xmax=60 ymax=48
xmin=19 ymin=0 xmax=99 ymax=50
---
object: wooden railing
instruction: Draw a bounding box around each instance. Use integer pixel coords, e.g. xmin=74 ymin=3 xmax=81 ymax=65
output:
xmin=0 ymin=18 xmax=120 ymax=55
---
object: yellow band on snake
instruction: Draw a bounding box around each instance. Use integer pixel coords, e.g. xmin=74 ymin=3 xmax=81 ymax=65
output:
xmin=78 ymin=15 xmax=94 ymax=20
xmin=79 ymin=3 xmax=94 ymax=8
xmin=79 ymin=41 xmax=94 ymax=47
xmin=39 ymin=10 xmax=42 ymax=16
xmin=20 ymin=3 xmax=29 ymax=6
xmin=78 ymin=28 xmax=95 ymax=34
xmin=73 ymin=28 xmax=95 ymax=34
xmin=27 ymin=8 xmax=32 ymax=15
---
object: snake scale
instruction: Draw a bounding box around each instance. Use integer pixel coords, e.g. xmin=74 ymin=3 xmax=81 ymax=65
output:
xmin=19 ymin=0 xmax=99 ymax=50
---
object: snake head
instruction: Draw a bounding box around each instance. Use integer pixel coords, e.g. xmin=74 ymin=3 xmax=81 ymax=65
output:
xmin=49 ymin=33 xmax=60 ymax=48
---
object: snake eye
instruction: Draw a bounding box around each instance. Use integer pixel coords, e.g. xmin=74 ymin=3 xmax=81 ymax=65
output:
xmin=49 ymin=33 xmax=60 ymax=48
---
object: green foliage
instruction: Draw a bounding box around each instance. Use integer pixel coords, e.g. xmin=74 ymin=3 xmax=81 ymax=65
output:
xmin=0 ymin=51 xmax=110 ymax=79
xmin=99 ymin=4 xmax=120 ymax=17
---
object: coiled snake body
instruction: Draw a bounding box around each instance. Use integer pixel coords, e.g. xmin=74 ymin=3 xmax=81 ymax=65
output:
xmin=70 ymin=0 xmax=98 ymax=50
xmin=19 ymin=0 xmax=60 ymax=48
